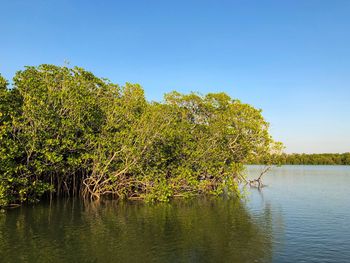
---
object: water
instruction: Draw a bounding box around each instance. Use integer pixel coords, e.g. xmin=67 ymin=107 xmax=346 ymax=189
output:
xmin=0 ymin=166 xmax=349 ymax=263
xmin=246 ymin=165 xmax=350 ymax=263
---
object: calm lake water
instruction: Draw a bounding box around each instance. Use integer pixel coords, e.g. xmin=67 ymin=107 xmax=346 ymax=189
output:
xmin=0 ymin=165 xmax=349 ymax=263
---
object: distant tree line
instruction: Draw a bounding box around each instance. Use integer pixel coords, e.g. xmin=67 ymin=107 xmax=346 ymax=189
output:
xmin=252 ymin=153 xmax=350 ymax=165
xmin=0 ymin=64 xmax=280 ymax=206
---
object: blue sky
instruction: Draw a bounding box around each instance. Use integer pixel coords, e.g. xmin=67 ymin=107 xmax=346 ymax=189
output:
xmin=1 ymin=0 xmax=349 ymax=153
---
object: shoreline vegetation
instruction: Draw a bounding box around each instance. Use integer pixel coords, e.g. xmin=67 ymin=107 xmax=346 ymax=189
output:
xmin=1 ymin=65 xmax=348 ymax=208
xmin=253 ymin=153 xmax=350 ymax=166
xmin=0 ymin=64 xmax=281 ymax=207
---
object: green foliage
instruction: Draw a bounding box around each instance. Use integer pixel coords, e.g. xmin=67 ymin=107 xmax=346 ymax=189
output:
xmin=253 ymin=152 xmax=350 ymax=165
xmin=0 ymin=65 xmax=279 ymax=206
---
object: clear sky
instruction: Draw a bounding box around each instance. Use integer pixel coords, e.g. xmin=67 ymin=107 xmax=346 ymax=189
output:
xmin=1 ymin=0 xmax=349 ymax=153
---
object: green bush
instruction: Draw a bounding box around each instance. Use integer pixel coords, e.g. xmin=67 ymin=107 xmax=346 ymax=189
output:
xmin=0 ymin=65 xmax=279 ymax=205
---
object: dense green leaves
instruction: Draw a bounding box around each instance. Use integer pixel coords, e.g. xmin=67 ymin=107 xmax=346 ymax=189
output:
xmin=0 ymin=65 xmax=279 ymax=206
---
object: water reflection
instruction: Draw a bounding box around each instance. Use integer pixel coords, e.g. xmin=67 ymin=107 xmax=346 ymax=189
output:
xmin=0 ymin=197 xmax=274 ymax=263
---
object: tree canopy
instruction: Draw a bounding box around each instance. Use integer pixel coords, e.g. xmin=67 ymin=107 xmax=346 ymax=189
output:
xmin=0 ymin=65 xmax=280 ymax=206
